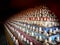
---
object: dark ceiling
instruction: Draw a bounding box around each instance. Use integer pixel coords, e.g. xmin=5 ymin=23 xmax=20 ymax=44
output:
xmin=0 ymin=0 xmax=60 ymax=23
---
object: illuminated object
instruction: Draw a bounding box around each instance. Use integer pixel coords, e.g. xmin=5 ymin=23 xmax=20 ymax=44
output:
xmin=4 ymin=5 xmax=60 ymax=45
xmin=15 ymin=40 xmax=19 ymax=45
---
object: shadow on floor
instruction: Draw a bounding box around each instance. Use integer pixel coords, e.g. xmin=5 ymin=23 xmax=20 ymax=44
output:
xmin=0 ymin=23 xmax=9 ymax=45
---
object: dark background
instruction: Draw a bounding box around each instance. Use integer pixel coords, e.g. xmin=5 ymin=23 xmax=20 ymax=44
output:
xmin=0 ymin=0 xmax=60 ymax=23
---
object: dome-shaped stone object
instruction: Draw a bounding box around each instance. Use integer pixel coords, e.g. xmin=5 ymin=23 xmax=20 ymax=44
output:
xmin=5 ymin=5 xmax=60 ymax=45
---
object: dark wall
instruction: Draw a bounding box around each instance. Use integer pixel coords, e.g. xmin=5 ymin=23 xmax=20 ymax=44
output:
xmin=10 ymin=0 xmax=60 ymax=21
xmin=0 ymin=23 xmax=5 ymax=36
xmin=0 ymin=0 xmax=60 ymax=23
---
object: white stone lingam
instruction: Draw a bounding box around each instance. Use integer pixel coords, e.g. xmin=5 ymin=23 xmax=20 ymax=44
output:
xmin=55 ymin=28 xmax=59 ymax=32
xmin=21 ymin=35 xmax=24 ymax=40
xmin=30 ymin=42 xmax=33 ymax=45
xmin=39 ymin=27 xmax=42 ymax=33
xmin=49 ymin=28 xmax=53 ymax=34
xmin=36 ymin=36 xmax=39 ymax=40
xmin=15 ymin=39 xmax=19 ymax=45
xmin=24 ymin=37 xmax=26 ymax=42
xmin=31 ymin=32 xmax=34 ymax=36
xmin=45 ymin=39 xmax=48 ymax=43
xmin=39 ymin=36 xmax=43 ymax=41
xmin=56 ymin=36 xmax=60 ymax=42
xmin=49 ymin=37 xmax=52 ymax=43
xmin=27 ymin=40 xmax=29 ymax=44
xmin=13 ymin=36 xmax=16 ymax=42
xmin=53 ymin=30 xmax=56 ymax=34
xmin=26 ymin=30 xmax=29 ymax=34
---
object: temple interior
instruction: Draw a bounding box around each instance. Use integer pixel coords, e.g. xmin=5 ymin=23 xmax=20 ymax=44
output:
xmin=0 ymin=0 xmax=60 ymax=45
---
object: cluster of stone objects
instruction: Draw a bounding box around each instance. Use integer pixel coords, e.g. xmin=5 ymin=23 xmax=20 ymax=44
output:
xmin=5 ymin=5 xmax=60 ymax=45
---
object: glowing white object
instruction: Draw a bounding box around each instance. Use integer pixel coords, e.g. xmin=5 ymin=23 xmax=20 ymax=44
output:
xmin=27 ymin=40 xmax=29 ymax=44
xmin=15 ymin=40 xmax=19 ymax=45
xmin=31 ymin=32 xmax=34 ymax=36
xmin=30 ymin=42 xmax=33 ymax=45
